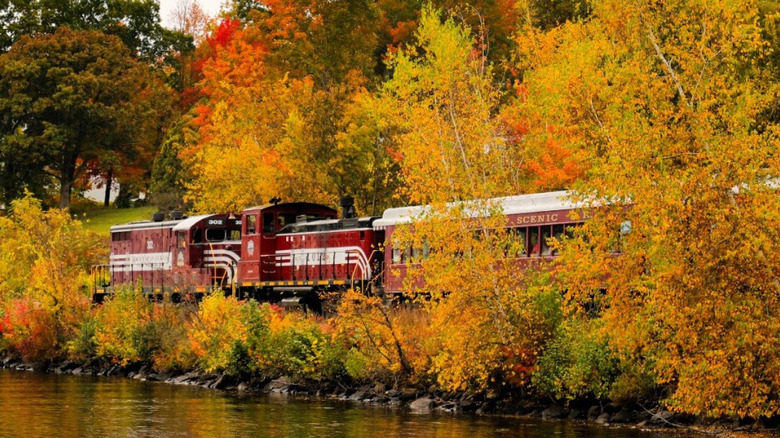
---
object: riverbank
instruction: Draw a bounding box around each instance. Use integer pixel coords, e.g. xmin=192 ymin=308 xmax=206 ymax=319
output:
xmin=3 ymin=355 xmax=773 ymax=437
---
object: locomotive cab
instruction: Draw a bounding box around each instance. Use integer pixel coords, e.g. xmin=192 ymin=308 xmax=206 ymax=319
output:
xmin=172 ymin=214 xmax=242 ymax=291
xmin=238 ymin=202 xmax=338 ymax=284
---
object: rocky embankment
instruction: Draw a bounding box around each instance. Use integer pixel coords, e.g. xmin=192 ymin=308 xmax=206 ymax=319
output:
xmin=2 ymin=356 xmax=775 ymax=434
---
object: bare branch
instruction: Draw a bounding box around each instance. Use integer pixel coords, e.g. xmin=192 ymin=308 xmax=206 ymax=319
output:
xmin=646 ymin=25 xmax=691 ymax=109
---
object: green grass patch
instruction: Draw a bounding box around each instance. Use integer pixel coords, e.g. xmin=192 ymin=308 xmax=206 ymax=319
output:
xmin=76 ymin=206 xmax=157 ymax=236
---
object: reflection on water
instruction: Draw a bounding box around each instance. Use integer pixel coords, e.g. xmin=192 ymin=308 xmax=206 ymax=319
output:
xmin=0 ymin=370 xmax=678 ymax=437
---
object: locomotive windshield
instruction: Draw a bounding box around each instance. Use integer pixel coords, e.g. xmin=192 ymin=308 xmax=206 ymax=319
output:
xmin=206 ymin=228 xmax=225 ymax=242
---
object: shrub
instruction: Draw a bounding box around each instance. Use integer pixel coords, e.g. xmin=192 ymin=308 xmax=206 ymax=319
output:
xmin=186 ymin=293 xmax=253 ymax=373
xmin=148 ymin=302 xmax=195 ymax=373
xmin=67 ymin=316 xmax=99 ymax=360
xmin=335 ymin=290 xmax=429 ymax=385
xmin=0 ymin=194 xmax=103 ymax=359
xmin=532 ymin=318 xmax=619 ymax=400
xmin=0 ymin=297 xmax=59 ymax=361
xmin=255 ymin=309 xmax=346 ymax=381
xmin=93 ymin=286 xmax=153 ymax=365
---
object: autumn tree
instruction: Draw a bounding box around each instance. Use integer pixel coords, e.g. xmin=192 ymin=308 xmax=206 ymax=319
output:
xmin=179 ymin=20 xmax=290 ymax=212
xmin=239 ymin=0 xmax=381 ymax=88
xmin=0 ymin=194 xmax=104 ymax=359
xmin=0 ymin=28 xmax=164 ymax=209
xmin=169 ymin=0 xmax=212 ymax=44
xmin=518 ymin=0 xmax=780 ymax=417
xmin=382 ymin=6 xmax=527 ymax=204
xmin=373 ymin=7 xmax=563 ymax=392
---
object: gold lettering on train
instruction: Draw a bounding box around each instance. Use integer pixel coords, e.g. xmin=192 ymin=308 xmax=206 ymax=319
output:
xmin=519 ymin=213 xmax=560 ymax=224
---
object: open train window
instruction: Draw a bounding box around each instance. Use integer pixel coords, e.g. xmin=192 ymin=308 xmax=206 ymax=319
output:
xmin=528 ymin=227 xmax=540 ymax=256
xmin=504 ymin=227 xmax=526 ymax=257
xmin=541 ymin=226 xmax=553 ymax=256
xmin=565 ymin=222 xmax=583 ymax=239
xmin=177 ymin=231 xmax=186 ymax=249
xmin=411 ymin=245 xmax=422 ymax=262
xmin=206 ymin=228 xmax=225 ymax=242
xmin=551 ymin=224 xmax=565 ymax=255
xmin=391 ymin=238 xmax=402 ymax=264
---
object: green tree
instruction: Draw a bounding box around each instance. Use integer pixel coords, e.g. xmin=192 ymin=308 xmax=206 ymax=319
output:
xmin=0 ymin=0 xmax=192 ymax=62
xmin=149 ymin=117 xmax=192 ymax=212
xmin=0 ymin=28 xmax=162 ymax=209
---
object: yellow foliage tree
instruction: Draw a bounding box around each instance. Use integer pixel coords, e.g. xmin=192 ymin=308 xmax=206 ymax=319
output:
xmin=382 ymin=6 xmax=528 ymax=205
xmin=378 ymin=7 xmax=560 ymax=392
xmin=518 ymin=0 xmax=780 ymax=417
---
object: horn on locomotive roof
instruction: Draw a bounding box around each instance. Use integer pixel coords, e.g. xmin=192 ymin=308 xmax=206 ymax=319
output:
xmin=269 ymin=196 xmax=281 ymax=205
xmin=340 ymin=196 xmax=356 ymax=219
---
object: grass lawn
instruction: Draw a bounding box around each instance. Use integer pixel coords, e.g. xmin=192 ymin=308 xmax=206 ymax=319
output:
xmin=76 ymin=206 xmax=157 ymax=236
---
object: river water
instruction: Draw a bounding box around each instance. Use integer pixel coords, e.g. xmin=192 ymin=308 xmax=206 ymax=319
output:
xmin=0 ymin=369 xmax=684 ymax=437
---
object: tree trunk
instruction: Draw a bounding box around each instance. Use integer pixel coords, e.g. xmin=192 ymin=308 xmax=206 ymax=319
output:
xmin=59 ymin=150 xmax=77 ymax=210
xmin=104 ymin=169 xmax=113 ymax=207
xmin=59 ymin=177 xmax=72 ymax=210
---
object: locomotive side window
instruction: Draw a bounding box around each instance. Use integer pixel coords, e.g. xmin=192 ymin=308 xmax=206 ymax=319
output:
xmin=277 ymin=213 xmax=297 ymax=229
xmin=111 ymin=231 xmax=130 ymax=242
xmin=263 ymin=213 xmax=275 ymax=233
xmin=177 ymin=231 xmax=186 ymax=249
xmin=246 ymin=215 xmax=256 ymax=234
xmin=206 ymin=228 xmax=225 ymax=242
xmin=191 ymin=228 xmax=203 ymax=244
xmin=229 ymin=229 xmax=241 ymax=241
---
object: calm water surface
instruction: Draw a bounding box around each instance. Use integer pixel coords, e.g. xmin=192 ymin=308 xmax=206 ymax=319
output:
xmin=0 ymin=370 xmax=684 ymax=438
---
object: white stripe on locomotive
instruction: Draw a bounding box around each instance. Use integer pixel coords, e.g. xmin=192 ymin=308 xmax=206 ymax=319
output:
xmin=274 ymin=246 xmax=371 ymax=280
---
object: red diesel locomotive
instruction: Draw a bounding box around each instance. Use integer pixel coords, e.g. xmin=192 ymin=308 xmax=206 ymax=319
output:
xmin=92 ymin=191 xmax=585 ymax=305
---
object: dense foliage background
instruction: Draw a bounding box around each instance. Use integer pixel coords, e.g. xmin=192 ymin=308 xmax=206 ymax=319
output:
xmin=1 ymin=0 xmax=779 ymax=420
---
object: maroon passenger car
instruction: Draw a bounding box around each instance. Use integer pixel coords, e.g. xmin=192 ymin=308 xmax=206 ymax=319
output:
xmin=373 ymin=190 xmax=586 ymax=294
